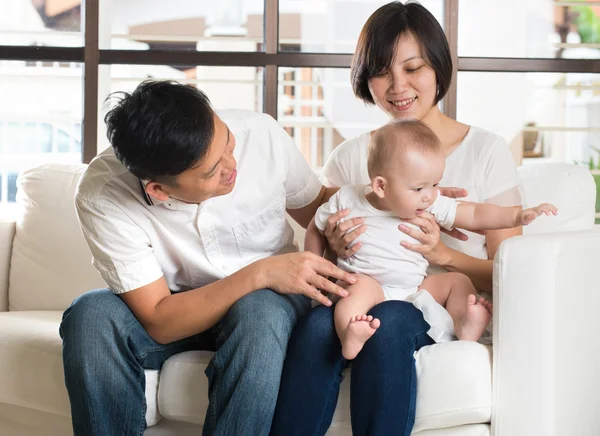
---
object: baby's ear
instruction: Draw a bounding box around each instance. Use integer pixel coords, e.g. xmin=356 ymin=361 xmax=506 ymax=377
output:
xmin=372 ymin=176 xmax=386 ymax=198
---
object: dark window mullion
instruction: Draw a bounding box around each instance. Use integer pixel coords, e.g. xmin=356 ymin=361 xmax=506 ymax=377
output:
xmin=82 ymin=0 xmax=99 ymax=164
xmin=444 ymin=0 xmax=459 ymax=120
xmin=264 ymin=0 xmax=279 ymax=118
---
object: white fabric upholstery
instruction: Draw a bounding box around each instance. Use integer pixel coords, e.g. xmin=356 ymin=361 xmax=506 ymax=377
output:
xmin=8 ymin=164 xmax=106 ymax=311
xmin=0 ymin=161 xmax=598 ymax=436
xmin=492 ymin=229 xmax=600 ymax=436
xmin=0 ymin=311 xmax=161 ymax=428
xmin=158 ymin=343 xmax=492 ymax=431
xmin=0 ymin=220 xmax=14 ymax=312
xmin=519 ymin=163 xmax=595 ymax=234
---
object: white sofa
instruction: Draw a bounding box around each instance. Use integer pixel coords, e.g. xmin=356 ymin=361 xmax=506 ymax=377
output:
xmin=0 ymin=162 xmax=599 ymax=436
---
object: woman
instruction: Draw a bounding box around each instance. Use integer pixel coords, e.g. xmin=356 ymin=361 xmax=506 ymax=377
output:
xmin=270 ymin=2 xmax=523 ymax=435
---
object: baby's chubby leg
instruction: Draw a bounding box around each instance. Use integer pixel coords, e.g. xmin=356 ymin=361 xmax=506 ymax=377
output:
xmin=334 ymin=274 xmax=384 ymax=360
xmin=419 ymin=273 xmax=492 ymax=342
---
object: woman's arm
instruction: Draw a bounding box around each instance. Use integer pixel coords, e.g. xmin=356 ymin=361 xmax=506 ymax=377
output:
xmin=445 ymin=227 xmax=522 ymax=292
xmin=400 ymin=213 xmax=522 ymax=293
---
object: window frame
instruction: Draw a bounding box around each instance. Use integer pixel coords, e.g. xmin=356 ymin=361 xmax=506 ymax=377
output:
xmin=0 ymin=0 xmax=598 ymax=163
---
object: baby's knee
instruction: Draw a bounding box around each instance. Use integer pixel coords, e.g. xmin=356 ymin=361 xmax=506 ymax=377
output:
xmin=446 ymin=272 xmax=473 ymax=288
xmin=344 ymin=274 xmax=382 ymax=298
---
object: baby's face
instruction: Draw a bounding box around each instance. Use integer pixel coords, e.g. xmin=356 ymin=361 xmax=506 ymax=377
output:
xmin=383 ymin=149 xmax=445 ymax=219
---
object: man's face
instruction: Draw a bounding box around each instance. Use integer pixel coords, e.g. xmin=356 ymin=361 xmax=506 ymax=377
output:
xmin=147 ymin=113 xmax=237 ymax=204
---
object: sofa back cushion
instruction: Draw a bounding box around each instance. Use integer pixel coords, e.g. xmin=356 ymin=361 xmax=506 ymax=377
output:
xmin=518 ymin=163 xmax=596 ymax=235
xmin=6 ymin=162 xmax=596 ymax=311
xmin=8 ymin=164 xmax=106 ymax=311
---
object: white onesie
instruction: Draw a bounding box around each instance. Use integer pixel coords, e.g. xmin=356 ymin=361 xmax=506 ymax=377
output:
xmin=314 ymin=184 xmax=459 ymax=342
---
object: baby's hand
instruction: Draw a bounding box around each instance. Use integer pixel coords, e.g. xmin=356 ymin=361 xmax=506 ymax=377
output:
xmin=518 ymin=203 xmax=558 ymax=226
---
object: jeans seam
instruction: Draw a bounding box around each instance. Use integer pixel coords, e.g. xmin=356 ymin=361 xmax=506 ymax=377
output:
xmin=209 ymin=359 xmax=223 ymax=434
xmin=316 ymin=364 xmax=344 ymax=436
xmin=137 ymin=377 xmax=147 ymax=436
xmin=403 ymin=328 xmax=430 ymax=436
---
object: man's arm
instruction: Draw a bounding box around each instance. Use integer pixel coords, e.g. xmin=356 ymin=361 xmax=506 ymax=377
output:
xmin=120 ymin=263 xmax=261 ymax=344
xmin=120 ymin=251 xmax=353 ymax=345
xmin=287 ymin=186 xmax=338 ymax=229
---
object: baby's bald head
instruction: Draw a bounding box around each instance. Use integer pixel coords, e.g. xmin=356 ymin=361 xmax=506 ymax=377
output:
xmin=367 ymin=119 xmax=442 ymax=179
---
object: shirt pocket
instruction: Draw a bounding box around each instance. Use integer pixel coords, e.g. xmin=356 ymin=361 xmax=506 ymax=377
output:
xmin=233 ymin=197 xmax=287 ymax=258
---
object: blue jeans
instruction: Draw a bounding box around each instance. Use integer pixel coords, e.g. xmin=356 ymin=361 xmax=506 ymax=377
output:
xmin=60 ymin=288 xmax=310 ymax=436
xmin=270 ymin=300 xmax=434 ymax=436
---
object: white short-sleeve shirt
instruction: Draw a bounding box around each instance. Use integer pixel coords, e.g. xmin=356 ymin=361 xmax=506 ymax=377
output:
xmin=320 ymin=126 xmax=524 ymax=265
xmin=314 ymin=184 xmax=457 ymax=291
xmin=76 ymin=109 xmax=322 ymax=294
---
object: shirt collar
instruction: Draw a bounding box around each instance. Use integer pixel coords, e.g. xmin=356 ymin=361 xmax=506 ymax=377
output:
xmin=138 ymin=179 xmax=196 ymax=211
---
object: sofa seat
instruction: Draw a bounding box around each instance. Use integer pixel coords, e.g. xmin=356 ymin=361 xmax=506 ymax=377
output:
xmin=0 ymin=311 xmax=161 ymax=427
xmin=0 ymin=310 xmax=492 ymax=433
xmin=159 ymin=340 xmax=492 ymax=432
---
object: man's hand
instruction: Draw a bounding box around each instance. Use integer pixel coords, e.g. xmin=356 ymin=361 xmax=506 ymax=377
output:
xmin=257 ymin=252 xmax=355 ymax=306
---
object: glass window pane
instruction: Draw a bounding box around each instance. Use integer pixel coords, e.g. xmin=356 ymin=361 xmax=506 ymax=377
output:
xmin=0 ymin=61 xmax=83 ymax=210
xmin=0 ymin=0 xmax=82 ymax=46
xmin=100 ymin=1 xmax=263 ymax=51
xmin=459 ymin=0 xmax=600 ymax=59
xmin=278 ymin=67 xmax=388 ymax=170
xmin=99 ymin=65 xmax=264 ymax=150
xmin=7 ymin=173 xmax=18 ymax=204
xmin=279 ymin=0 xmax=444 ymax=53
xmin=58 ymin=128 xmax=71 ymax=152
xmin=103 ymin=64 xmax=263 ymax=109
xmin=457 ymin=72 xmax=600 ymax=166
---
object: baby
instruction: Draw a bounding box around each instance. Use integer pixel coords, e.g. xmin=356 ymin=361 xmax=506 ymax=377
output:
xmin=306 ymin=119 xmax=557 ymax=360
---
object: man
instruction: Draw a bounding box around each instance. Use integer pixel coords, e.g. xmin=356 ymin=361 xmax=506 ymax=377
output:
xmin=59 ymin=80 xmax=355 ymax=436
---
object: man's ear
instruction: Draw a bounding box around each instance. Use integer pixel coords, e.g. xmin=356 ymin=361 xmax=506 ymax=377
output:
xmin=371 ymin=176 xmax=386 ymax=199
xmin=145 ymin=181 xmax=170 ymax=201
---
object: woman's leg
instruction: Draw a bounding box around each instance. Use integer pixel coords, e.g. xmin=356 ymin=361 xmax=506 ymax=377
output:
xmin=334 ymin=274 xmax=384 ymax=360
xmin=270 ymin=305 xmax=347 ymax=436
xmin=350 ymin=300 xmax=434 ymax=436
xmin=421 ymin=272 xmax=492 ymax=341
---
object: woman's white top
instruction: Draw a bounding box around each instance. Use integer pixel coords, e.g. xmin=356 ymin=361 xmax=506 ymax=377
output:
xmin=320 ymin=126 xmax=524 ymax=271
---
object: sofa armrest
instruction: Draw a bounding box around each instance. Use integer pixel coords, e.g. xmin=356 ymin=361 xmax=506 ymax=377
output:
xmin=0 ymin=220 xmax=16 ymax=312
xmin=492 ymin=229 xmax=600 ymax=436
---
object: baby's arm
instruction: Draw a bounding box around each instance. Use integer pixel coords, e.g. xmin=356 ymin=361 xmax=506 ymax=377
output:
xmin=305 ymin=216 xmax=328 ymax=257
xmin=454 ymin=202 xmax=558 ymax=231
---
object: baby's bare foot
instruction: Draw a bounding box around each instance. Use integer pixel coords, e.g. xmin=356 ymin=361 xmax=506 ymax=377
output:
xmin=341 ymin=315 xmax=381 ymax=360
xmin=455 ymin=295 xmax=492 ymax=341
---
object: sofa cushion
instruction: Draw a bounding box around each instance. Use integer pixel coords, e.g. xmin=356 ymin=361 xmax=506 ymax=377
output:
xmin=8 ymin=164 xmax=106 ymax=311
xmin=157 ymin=342 xmax=492 ymax=431
xmin=518 ymin=163 xmax=595 ymax=234
xmin=0 ymin=311 xmax=161 ymax=427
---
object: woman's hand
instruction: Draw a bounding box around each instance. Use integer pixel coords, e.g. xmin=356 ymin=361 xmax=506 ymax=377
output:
xmin=399 ymin=211 xmax=454 ymax=266
xmin=324 ymin=208 xmax=367 ymax=259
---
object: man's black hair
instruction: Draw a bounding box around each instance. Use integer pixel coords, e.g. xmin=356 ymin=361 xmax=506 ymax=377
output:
xmin=105 ymin=80 xmax=215 ymax=185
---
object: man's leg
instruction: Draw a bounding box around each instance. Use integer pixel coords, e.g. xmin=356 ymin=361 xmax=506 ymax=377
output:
xmin=203 ymin=289 xmax=310 ymax=436
xmin=60 ymin=289 xmax=215 ymax=436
